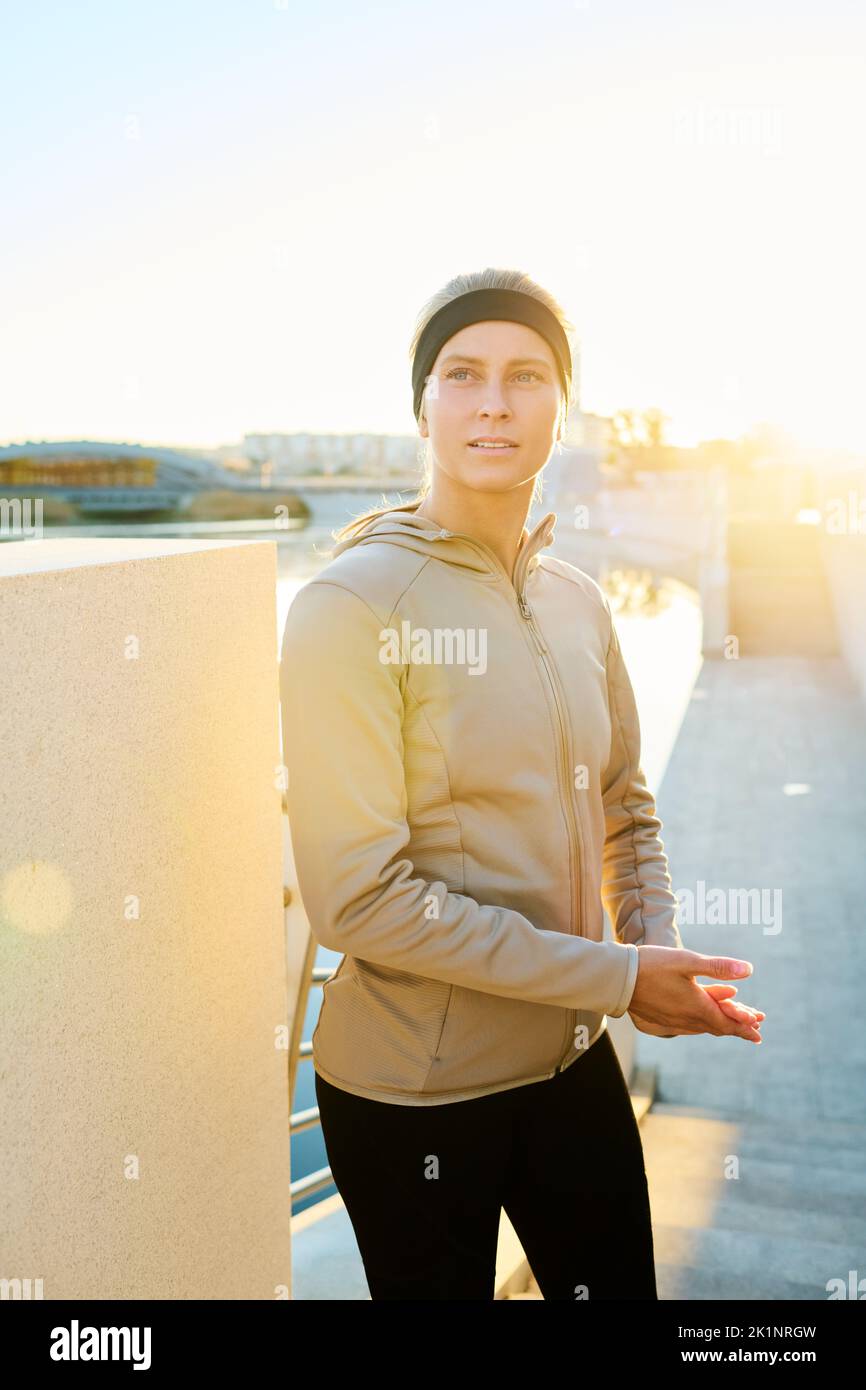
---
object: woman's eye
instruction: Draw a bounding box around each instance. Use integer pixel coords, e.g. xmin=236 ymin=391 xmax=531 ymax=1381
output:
xmin=445 ymin=368 xmax=543 ymax=382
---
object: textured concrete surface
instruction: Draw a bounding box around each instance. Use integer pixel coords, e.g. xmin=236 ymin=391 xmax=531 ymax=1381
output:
xmin=637 ymin=651 xmax=866 ymax=1299
xmin=0 ymin=541 xmax=292 ymax=1299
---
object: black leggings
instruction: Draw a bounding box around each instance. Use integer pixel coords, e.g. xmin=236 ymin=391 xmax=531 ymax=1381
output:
xmin=314 ymin=1028 xmax=658 ymax=1300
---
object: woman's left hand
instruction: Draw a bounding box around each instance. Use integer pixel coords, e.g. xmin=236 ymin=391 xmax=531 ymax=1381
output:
xmin=702 ymin=982 xmax=765 ymax=1030
xmin=629 ymin=983 xmax=765 ymax=1039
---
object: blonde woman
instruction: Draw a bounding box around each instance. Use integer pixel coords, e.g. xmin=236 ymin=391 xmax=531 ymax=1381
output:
xmin=279 ymin=267 xmax=764 ymax=1301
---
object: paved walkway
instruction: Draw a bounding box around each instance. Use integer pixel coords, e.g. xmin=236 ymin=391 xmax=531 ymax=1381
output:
xmin=636 ymin=652 xmax=866 ymax=1299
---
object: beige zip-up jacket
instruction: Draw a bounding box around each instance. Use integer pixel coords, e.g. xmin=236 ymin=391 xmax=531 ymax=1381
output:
xmin=279 ymin=502 xmax=682 ymax=1105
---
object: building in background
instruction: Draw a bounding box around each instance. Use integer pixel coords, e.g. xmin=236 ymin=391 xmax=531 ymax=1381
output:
xmin=240 ymin=432 xmax=421 ymax=478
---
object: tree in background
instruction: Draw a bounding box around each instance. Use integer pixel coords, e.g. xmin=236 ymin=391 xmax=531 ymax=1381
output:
xmin=604 ymin=407 xmax=674 ymax=477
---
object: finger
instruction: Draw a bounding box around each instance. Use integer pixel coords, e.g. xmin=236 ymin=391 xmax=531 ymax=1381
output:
xmin=708 ymin=1009 xmax=763 ymax=1042
xmin=715 ymin=995 xmax=760 ymax=1018
xmin=717 ymin=998 xmax=754 ymax=1019
xmin=720 ymin=1010 xmax=763 ymax=1041
xmin=702 ymin=983 xmax=738 ymax=1001
xmin=691 ymin=988 xmax=756 ymax=1038
xmin=717 ymin=1000 xmax=762 ymax=1028
xmin=688 ymin=954 xmax=754 ymax=982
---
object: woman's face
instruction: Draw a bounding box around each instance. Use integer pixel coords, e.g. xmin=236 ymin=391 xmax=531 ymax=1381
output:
xmin=419 ymin=318 xmax=563 ymax=495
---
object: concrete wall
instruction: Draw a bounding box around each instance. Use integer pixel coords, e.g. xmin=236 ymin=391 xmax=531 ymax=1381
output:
xmin=0 ymin=539 xmax=292 ymax=1299
xmin=821 ymin=530 xmax=866 ymax=701
xmin=815 ymin=462 xmax=866 ymax=705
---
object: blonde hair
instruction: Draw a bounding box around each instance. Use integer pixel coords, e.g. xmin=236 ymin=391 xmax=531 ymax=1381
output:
xmin=331 ymin=266 xmax=576 ymax=546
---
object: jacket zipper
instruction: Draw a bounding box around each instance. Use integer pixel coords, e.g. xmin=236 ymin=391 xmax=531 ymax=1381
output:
xmin=438 ymin=526 xmax=583 ymax=1074
xmin=518 ymin=591 xmax=584 ymax=1072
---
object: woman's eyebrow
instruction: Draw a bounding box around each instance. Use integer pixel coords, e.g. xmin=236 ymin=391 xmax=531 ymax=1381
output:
xmin=439 ymin=354 xmax=550 ymax=369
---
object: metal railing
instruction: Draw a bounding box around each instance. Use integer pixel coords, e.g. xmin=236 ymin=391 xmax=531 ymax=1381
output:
xmin=289 ymin=957 xmax=336 ymax=1208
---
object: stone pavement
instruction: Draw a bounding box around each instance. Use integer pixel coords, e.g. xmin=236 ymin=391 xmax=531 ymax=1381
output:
xmin=636 ymin=652 xmax=866 ymax=1299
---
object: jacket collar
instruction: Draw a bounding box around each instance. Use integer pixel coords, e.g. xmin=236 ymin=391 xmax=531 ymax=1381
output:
xmin=514 ymin=510 xmax=557 ymax=594
xmin=329 ymin=502 xmax=557 ymax=593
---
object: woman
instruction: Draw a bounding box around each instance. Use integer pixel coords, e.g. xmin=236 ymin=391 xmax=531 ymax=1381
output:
xmin=279 ymin=266 xmax=765 ymax=1301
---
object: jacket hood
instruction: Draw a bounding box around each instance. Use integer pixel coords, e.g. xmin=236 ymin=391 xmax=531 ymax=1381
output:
xmin=328 ymin=502 xmax=558 ymax=589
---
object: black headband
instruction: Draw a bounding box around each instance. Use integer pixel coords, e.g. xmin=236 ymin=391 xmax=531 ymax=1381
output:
xmin=412 ymin=286 xmax=572 ymax=422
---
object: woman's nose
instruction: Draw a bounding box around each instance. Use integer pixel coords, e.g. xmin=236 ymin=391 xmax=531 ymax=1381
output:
xmin=478 ymin=381 xmax=511 ymax=415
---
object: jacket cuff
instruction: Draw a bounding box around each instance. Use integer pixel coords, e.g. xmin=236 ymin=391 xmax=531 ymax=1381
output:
xmin=607 ymin=943 xmax=640 ymax=1017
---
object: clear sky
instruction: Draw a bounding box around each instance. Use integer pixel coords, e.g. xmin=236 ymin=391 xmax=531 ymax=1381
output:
xmin=2 ymin=0 xmax=864 ymax=452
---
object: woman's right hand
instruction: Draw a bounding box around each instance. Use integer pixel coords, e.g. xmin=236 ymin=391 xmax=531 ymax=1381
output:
xmin=627 ymin=946 xmax=764 ymax=1043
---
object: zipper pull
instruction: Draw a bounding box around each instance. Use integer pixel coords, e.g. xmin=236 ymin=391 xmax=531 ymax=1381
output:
xmin=519 ymin=593 xmax=549 ymax=653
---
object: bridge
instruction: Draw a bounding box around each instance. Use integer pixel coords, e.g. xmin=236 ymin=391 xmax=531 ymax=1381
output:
xmin=537 ymin=453 xmax=843 ymax=660
xmin=0 ymin=440 xmax=245 ymax=514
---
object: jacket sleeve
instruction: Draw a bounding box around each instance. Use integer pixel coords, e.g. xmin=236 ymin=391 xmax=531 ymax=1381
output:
xmin=599 ymin=596 xmax=683 ymax=952
xmin=279 ymin=577 xmax=640 ymax=1017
